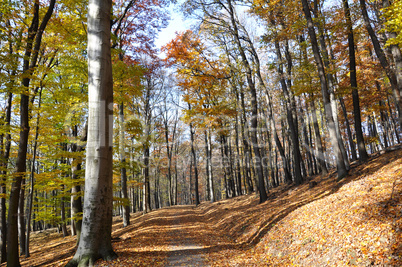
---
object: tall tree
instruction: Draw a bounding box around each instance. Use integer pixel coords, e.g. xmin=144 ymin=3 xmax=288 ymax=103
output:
xmin=359 ymin=0 xmax=402 ymax=128
xmin=225 ymin=0 xmax=268 ymax=201
xmin=67 ymin=0 xmax=117 ymax=265
xmin=342 ymin=0 xmax=369 ymax=161
xmin=300 ymin=0 xmax=348 ymax=180
xmin=7 ymin=1 xmax=56 ymax=266
xmin=189 ymin=118 xmax=200 ymax=205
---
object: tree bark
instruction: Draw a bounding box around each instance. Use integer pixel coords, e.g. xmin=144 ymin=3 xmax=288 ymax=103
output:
xmin=189 ymin=121 xmax=200 ymax=205
xmin=67 ymin=0 xmax=117 ymax=265
xmin=234 ymin=112 xmax=243 ymax=195
xmin=7 ymin=1 xmax=55 ymax=266
xmin=300 ymin=0 xmax=348 ymax=179
xmin=273 ymin=38 xmax=303 ymax=185
xmin=25 ymin=87 xmax=43 ymax=257
xmin=226 ymin=0 xmax=268 ymax=202
xmin=205 ymin=129 xmax=215 ymax=202
xmin=60 ymin=184 xmax=68 ymax=237
xmin=70 ymin=123 xmax=86 ymax=245
xmin=119 ymin=103 xmax=130 ymax=226
xmin=0 ymin=91 xmax=12 ymax=264
xmin=360 ymin=0 xmax=402 ymax=128
xmin=142 ymin=76 xmax=152 ymax=214
xmin=339 ymin=97 xmax=357 ymax=161
xmin=143 ymin=144 xmax=151 ymax=214
xmin=343 ymin=0 xmax=369 ymax=161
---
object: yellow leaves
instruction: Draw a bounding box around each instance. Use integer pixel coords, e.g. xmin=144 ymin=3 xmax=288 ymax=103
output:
xmin=383 ymin=0 xmax=402 ymax=47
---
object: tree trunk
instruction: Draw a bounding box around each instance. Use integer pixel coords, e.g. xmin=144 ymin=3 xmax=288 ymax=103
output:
xmin=189 ymin=121 xmax=200 ymax=205
xmin=60 ymin=184 xmax=68 ymax=237
xmin=339 ymin=97 xmax=358 ymax=161
xmin=234 ymin=112 xmax=243 ymax=196
xmin=273 ymin=38 xmax=303 ymax=185
xmin=70 ymin=123 xmax=86 ymax=245
xmin=360 ymin=0 xmax=402 ymax=127
xmin=301 ymin=0 xmax=348 ymax=179
xmin=220 ymin=137 xmax=229 ymax=199
xmin=314 ymin=4 xmax=350 ymax=172
xmin=143 ymin=145 xmax=151 ymax=214
xmin=142 ymin=75 xmax=152 ymax=214
xmin=173 ymin=144 xmax=178 ymax=205
xmin=382 ymin=0 xmax=402 ymax=102
xmin=306 ymin=103 xmax=318 ymax=174
xmin=119 ymin=103 xmax=130 ymax=226
xmin=0 ymin=157 xmax=6 ymax=264
xmin=239 ymin=86 xmax=253 ymax=193
xmin=25 ymin=88 xmax=43 ymax=258
xmin=310 ymin=97 xmax=328 ymax=174
xmin=262 ymin=90 xmax=293 ymax=184
xmin=205 ymin=129 xmax=214 ymax=202
xmin=165 ymin=122 xmax=173 ymax=206
xmin=0 ymin=91 xmax=12 ymax=264
xmin=343 ymin=0 xmax=369 ymax=161
xmin=331 ymin=94 xmax=350 ymax=170
xmin=300 ymin=106 xmax=313 ymax=177
xmin=67 ymin=0 xmax=117 ymax=265
xmin=226 ymin=0 xmax=268 ymax=202
xmin=7 ymin=1 xmax=55 ymax=266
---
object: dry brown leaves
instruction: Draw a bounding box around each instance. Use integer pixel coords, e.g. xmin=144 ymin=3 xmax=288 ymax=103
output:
xmin=3 ymin=147 xmax=401 ymax=267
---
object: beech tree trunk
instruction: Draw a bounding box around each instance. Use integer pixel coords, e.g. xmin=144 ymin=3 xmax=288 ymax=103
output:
xmin=343 ymin=0 xmax=369 ymax=161
xmin=70 ymin=123 xmax=86 ymax=244
xmin=205 ymin=129 xmax=215 ymax=202
xmin=0 ymin=25 xmax=17 ymax=263
xmin=273 ymin=38 xmax=303 ymax=185
xmin=7 ymin=1 xmax=55 ymax=266
xmin=142 ymin=78 xmax=152 ymax=214
xmin=360 ymin=0 xmax=402 ymax=128
xmin=66 ymin=0 xmax=117 ymax=265
xmin=25 ymin=88 xmax=43 ymax=258
xmin=301 ymin=0 xmax=348 ymax=180
xmin=119 ymin=103 xmax=130 ymax=226
xmin=234 ymin=112 xmax=243 ymax=195
xmin=226 ymin=0 xmax=268 ymax=202
xmin=189 ymin=121 xmax=200 ymax=205
xmin=314 ymin=5 xmax=350 ymax=171
xmin=0 ymin=92 xmax=12 ymax=264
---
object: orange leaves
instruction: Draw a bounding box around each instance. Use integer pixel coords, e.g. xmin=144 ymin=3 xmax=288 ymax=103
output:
xmin=162 ymin=30 xmax=234 ymax=129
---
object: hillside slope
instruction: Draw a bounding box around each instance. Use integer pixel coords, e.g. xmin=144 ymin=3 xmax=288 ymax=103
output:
xmin=7 ymin=147 xmax=401 ymax=267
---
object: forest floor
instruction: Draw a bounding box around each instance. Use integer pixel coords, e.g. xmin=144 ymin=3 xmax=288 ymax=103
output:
xmin=4 ymin=146 xmax=402 ymax=266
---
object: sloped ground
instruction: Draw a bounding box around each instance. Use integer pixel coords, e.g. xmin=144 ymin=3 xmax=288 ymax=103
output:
xmin=4 ymin=147 xmax=401 ymax=266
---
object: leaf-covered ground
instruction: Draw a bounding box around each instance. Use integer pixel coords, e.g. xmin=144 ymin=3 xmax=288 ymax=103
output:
xmin=3 ymin=147 xmax=401 ymax=266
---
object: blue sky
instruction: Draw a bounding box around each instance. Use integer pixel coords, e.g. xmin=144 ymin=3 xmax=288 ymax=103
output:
xmin=155 ymin=3 xmax=190 ymax=49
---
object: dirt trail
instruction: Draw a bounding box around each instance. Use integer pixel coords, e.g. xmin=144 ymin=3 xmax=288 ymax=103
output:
xmin=166 ymin=212 xmax=207 ymax=266
xmin=97 ymin=205 xmax=223 ymax=266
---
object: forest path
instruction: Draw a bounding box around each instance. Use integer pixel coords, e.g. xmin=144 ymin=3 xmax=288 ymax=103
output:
xmin=97 ymin=204 xmax=230 ymax=266
xmin=166 ymin=208 xmax=208 ymax=266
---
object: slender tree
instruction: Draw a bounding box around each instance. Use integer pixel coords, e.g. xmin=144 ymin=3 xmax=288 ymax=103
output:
xmin=7 ymin=1 xmax=56 ymax=266
xmin=360 ymin=0 xmax=402 ymax=127
xmin=300 ymin=0 xmax=348 ymax=180
xmin=342 ymin=0 xmax=369 ymax=161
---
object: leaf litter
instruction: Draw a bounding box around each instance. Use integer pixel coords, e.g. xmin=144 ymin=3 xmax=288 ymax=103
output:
xmin=3 ymin=147 xmax=401 ymax=267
